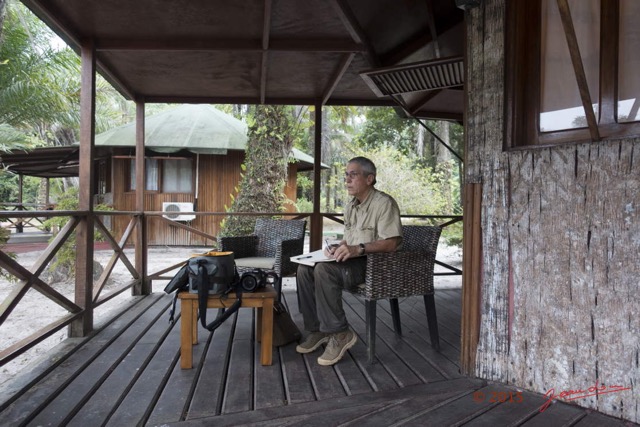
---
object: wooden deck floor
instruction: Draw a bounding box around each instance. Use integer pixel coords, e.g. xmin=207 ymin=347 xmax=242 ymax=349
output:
xmin=0 ymin=288 xmax=634 ymax=426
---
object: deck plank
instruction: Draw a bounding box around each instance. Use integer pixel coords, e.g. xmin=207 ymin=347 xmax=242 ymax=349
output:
xmin=521 ymin=400 xmax=587 ymax=426
xmin=0 ymin=293 xmax=166 ymax=426
xmin=221 ymin=307 xmax=254 ymax=415
xmin=28 ymin=295 xmax=172 ymax=426
xmin=145 ymin=319 xmax=214 ymax=425
xmin=152 ymin=377 xmax=484 ymax=427
xmin=66 ymin=301 xmax=178 ymax=426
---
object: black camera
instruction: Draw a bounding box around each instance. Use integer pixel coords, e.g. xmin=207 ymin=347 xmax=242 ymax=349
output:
xmin=239 ymin=269 xmax=267 ymax=292
xmin=239 ymin=269 xmax=278 ymax=292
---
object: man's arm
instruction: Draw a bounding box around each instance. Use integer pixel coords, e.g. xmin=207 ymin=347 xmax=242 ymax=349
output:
xmin=333 ymin=236 xmax=401 ymax=262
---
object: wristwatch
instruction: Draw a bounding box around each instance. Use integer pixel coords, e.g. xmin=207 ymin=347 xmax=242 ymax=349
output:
xmin=359 ymin=243 xmax=365 ymax=255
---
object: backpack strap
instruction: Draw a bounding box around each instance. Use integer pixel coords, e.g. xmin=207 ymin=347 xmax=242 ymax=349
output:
xmin=196 ymin=260 xmax=242 ymax=332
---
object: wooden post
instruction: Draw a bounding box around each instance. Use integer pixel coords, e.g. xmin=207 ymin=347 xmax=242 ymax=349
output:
xmin=133 ymin=101 xmax=149 ymax=294
xmin=16 ymin=175 xmax=23 ymax=233
xmin=460 ymin=182 xmax=482 ymax=375
xmin=310 ymin=102 xmax=323 ymax=251
xmin=71 ymin=39 xmax=96 ymax=337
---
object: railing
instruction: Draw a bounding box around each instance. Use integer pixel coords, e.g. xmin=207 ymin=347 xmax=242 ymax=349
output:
xmin=0 ymin=209 xmax=462 ymax=367
xmin=0 ymin=202 xmax=54 ymax=233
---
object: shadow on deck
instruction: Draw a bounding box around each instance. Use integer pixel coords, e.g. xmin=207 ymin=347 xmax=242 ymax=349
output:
xmin=0 ymin=288 xmax=634 ymax=426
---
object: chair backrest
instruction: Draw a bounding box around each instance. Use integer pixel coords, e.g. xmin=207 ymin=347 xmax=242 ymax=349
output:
xmin=254 ymin=218 xmax=307 ymax=257
xmin=401 ymin=225 xmax=441 ymax=254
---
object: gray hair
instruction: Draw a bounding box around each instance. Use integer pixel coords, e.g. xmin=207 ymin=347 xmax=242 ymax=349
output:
xmin=348 ymin=156 xmax=377 ymax=185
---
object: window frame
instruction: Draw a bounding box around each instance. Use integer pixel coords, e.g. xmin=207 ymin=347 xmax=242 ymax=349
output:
xmin=505 ymin=0 xmax=640 ymax=149
xmin=125 ymin=156 xmax=194 ymax=194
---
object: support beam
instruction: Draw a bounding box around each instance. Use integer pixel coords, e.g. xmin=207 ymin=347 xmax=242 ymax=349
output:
xmin=322 ymin=53 xmax=355 ymax=105
xmin=133 ymin=101 xmax=150 ymax=295
xmin=331 ymin=0 xmax=380 ymax=67
xmin=461 ymin=183 xmax=482 ymax=375
xmin=71 ymin=39 xmax=96 ymax=337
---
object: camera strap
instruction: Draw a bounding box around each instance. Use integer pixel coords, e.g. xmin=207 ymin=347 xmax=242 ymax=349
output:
xmin=197 ymin=263 xmax=243 ymax=332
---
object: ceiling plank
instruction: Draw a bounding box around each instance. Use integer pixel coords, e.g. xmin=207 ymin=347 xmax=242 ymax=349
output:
xmin=322 ymin=53 xmax=355 ymax=105
xmin=260 ymin=0 xmax=273 ymax=104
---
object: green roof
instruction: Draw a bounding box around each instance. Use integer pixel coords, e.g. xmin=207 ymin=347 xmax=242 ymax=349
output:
xmin=95 ymin=104 xmax=247 ymax=155
xmin=94 ymin=104 xmax=324 ymax=168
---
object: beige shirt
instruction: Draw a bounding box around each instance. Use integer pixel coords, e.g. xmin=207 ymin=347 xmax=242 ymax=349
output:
xmin=344 ymin=188 xmax=403 ymax=247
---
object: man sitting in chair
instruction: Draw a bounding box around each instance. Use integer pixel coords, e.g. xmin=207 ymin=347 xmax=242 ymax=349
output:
xmin=296 ymin=156 xmax=403 ymax=366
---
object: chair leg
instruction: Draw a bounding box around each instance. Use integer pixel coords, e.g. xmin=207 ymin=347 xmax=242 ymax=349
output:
xmin=366 ymin=299 xmax=377 ymax=364
xmin=423 ymin=294 xmax=440 ymax=351
xmin=390 ymin=298 xmax=402 ymax=336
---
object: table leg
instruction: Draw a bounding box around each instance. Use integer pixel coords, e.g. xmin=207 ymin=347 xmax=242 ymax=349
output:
xmin=180 ymin=298 xmax=194 ymax=369
xmin=260 ymin=298 xmax=274 ymax=366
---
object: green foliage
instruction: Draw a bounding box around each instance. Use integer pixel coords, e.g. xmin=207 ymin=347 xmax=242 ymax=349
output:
xmin=294 ymin=197 xmax=313 ymax=213
xmin=219 ymin=105 xmax=301 ymax=238
xmin=353 ymin=107 xmax=418 ymax=156
xmin=0 ymin=224 xmax=17 ymax=281
xmin=339 ymin=145 xmax=449 ymax=216
xmin=0 ymin=171 xmax=44 ymax=206
xmin=43 ymin=187 xmax=113 ymax=274
xmin=441 ymin=221 xmax=463 ymax=247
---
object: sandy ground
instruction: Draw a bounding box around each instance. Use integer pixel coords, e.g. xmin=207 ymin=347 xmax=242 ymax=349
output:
xmin=0 ymin=243 xmax=461 ymax=387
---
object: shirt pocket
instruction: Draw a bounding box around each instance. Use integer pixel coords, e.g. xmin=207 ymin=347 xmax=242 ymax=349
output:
xmin=358 ymin=226 xmax=375 ymax=243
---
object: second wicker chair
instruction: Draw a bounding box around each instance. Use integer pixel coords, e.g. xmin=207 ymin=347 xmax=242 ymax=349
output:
xmin=353 ymin=225 xmax=442 ymax=364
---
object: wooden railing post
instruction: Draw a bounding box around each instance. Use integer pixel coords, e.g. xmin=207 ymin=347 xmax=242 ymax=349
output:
xmin=309 ymin=102 xmax=323 ymax=251
xmin=71 ymin=39 xmax=96 ymax=337
xmin=134 ymin=101 xmax=150 ymax=294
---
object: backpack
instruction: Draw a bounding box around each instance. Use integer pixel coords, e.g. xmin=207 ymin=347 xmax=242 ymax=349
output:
xmin=164 ymin=251 xmax=241 ymax=332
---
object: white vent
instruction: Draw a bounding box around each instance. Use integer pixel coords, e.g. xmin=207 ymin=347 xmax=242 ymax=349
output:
xmin=162 ymin=202 xmax=195 ymax=221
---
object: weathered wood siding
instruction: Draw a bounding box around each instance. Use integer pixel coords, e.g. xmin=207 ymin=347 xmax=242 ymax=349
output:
xmin=467 ymin=1 xmax=639 ymax=422
xmin=110 ymin=152 xmax=298 ymax=246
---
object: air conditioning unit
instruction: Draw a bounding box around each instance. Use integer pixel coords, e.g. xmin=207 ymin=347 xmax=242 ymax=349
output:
xmin=162 ymin=202 xmax=196 ymax=221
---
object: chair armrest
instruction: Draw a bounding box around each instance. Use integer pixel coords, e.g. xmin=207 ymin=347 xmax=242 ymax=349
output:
xmin=218 ymin=235 xmax=259 ymax=259
xmin=361 ymin=250 xmax=436 ymax=299
xmin=274 ymin=238 xmax=305 ymax=276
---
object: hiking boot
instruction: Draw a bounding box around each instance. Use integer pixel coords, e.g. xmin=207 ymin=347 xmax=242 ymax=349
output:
xmin=317 ymin=329 xmax=357 ymax=366
xmin=296 ymin=332 xmax=329 ymax=354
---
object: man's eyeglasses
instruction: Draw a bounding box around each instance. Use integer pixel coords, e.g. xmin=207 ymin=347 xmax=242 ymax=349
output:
xmin=344 ymin=171 xmax=364 ymax=179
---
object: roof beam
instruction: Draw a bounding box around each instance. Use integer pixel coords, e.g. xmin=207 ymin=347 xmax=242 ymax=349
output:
xmin=330 ymin=0 xmax=380 ymax=67
xmin=95 ymin=38 xmax=364 ymax=53
xmin=425 ymin=0 xmax=441 ymax=58
xmin=322 ymin=53 xmax=355 ymax=105
xmin=142 ymin=95 xmax=401 ymax=107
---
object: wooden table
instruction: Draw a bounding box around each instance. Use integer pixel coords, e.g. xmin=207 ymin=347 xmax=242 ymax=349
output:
xmin=177 ymin=286 xmax=276 ymax=368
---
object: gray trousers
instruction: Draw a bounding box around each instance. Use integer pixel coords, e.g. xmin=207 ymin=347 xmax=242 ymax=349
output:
xmin=297 ymin=258 xmax=367 ymax=334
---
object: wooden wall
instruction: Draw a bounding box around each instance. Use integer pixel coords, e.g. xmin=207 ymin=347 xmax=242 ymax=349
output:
xmin=467 ymin=1 xmax=639 ymax=422
xmin=110 ymin=151 xmax=299 ymax=246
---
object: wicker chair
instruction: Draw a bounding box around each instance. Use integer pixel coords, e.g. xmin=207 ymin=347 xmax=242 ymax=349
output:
xmin=354 ymin=225 xmax=442 ymax=364
xmin=218 ymin=218 xmax=307 ymax=281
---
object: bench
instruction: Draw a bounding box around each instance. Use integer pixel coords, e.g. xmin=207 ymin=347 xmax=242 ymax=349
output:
xmin=177 ymin=286 xmax=277 ymax=368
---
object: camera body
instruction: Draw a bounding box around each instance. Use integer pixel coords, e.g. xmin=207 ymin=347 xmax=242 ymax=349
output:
xmin=239 ymin=269 xmax=269 ymax=292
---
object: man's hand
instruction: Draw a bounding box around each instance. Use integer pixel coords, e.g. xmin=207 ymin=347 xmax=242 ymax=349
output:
xmin=332 ymin=243 xmax=360 ymax=262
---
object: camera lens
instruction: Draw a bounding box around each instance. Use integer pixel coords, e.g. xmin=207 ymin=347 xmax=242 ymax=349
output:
xmin=241 ymin=275 xmax=257 ymax=292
